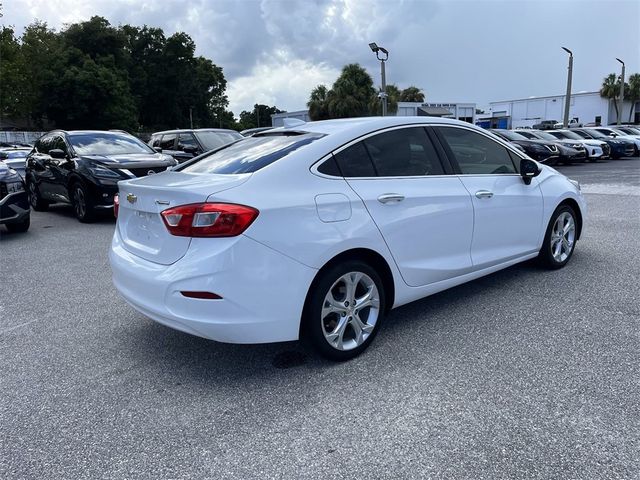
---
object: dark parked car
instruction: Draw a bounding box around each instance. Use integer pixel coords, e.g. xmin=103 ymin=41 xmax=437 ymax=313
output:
xmin=149 ymin=128 xmax=243 ymax=162
xmin=489 ymin=129 xmax=560 ymax=165
xmin=532 ymin=120 xmax=558 ymax=130
xmin=0 ymin=161 xmax=30 ymax=232
xmin=514 ymin=130 xmax=587 ymax=164
xmin=0 ymin=147 xmax=31 ymax=178
xmin=572 ymin=128 xmax=636 ymax=159
xmin=25 ymin=130 xmax=176 ymax=223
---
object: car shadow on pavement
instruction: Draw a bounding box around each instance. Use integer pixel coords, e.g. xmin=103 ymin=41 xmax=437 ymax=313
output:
xmin=116 ymin=258 xmax=556 ymax=387
xmin=46 ymin=204 xmax=116 ymax=223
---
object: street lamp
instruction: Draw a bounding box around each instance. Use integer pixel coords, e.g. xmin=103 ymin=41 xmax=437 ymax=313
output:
xmin=561 ymin=47 xmax=573 ymax=129
xmin=369 ymin=42 xmax=389 ymax=116
xmin=616 ymin=57 xmax=625 ymax=125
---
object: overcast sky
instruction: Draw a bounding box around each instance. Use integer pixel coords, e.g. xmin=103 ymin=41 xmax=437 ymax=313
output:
xmin=3 ymin=0 xmax=639 ymax=114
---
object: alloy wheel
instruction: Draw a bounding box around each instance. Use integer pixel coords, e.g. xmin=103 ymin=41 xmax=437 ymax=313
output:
xmin=550 ymin=211 xmax=575 ymax=263
xmin=321 ymin=271 xmax=380 ymax=351
xmin=73 ymin=186 xmax=86 ymax=219
xmin=28 ymin=182 xmax=38 ymax=208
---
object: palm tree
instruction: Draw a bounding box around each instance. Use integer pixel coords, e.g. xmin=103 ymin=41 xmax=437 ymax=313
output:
xmin=307 ymin=84 xmax=330 ymax=121
xmin=399 ymin=86 xmax=425 ymax=102
xmin=600 ymin=73 xmax=623 ymax=123
xmin=326 ymin=64 xmax=375 ymax=119
xmin=626 ymin=73 xmax=640 ymax=123
xmin=369 ymin=83 xmax=400 ymax=115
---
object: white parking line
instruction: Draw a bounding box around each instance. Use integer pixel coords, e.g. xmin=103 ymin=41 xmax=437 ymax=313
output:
xmin=0 ymin=319 xmax=38 ymax=335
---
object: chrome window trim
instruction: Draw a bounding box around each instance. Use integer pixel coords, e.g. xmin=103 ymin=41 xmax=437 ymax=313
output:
xmin=311 ymin=123 xmax=529 ymax=180
xmin=310 ymin=123 xmax=452 ymax=180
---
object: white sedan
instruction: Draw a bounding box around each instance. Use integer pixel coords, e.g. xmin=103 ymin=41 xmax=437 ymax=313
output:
xmin=110 ymin=117 xmax=586 ymax=360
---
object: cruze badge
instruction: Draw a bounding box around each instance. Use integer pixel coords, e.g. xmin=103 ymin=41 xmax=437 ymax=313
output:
xmin=126 ymin=193 xmax=137 ymax=204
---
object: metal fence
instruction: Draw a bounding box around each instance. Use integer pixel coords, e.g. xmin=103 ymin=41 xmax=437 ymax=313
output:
xmin=0 ymin=131 xmax=45 ymax=146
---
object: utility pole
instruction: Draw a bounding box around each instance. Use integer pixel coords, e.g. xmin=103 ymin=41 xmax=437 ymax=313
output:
xmin=561 ymin=47 xmax=573 ymax=128
xmin=616 ymin=58 xmax=625 ymax=125
xmin=189 ymin=106 xmax=193 ymax=129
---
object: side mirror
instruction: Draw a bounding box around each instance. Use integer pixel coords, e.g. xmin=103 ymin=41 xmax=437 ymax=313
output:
xmin=520 ymin=158 xmax=540 ymax=185
xmin=49 ymin=149 xmax=66 ymax=159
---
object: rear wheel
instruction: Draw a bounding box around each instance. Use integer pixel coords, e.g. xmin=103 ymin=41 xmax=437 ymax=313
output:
xmin=5 ymin=215 xmax=30 ymax=233
xmin=538 ymin=205 xmax=577 ymax=269
xmin=71 ymin=182 xmax=95 ymax=223
xmin=303 ymin=261 xmax=386 ymax=361
xmin=27 ymin=178 xmax=49 ymax=211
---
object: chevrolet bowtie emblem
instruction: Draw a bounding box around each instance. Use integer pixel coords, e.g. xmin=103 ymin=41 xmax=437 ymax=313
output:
xmin=126 ymin=193 xmax=137 ymax=204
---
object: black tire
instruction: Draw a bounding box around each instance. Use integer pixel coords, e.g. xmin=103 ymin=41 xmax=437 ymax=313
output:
xmin=538 ymin=205 xmax=578 ymax=269
xmin=71 ymin=181 xmax=96 ymax=223
xmin=302 ymin=260 xmax=386 ymax=361
xmin=27 ymin=177 xmax=49 ymax=211
xmin=5 ymin=215 xmax=30 ymax=233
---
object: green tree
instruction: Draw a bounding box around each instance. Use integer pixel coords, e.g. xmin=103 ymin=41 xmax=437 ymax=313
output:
xmin=600 ymin=73 xmax=629 ymax=124
xmin=239 ymin=104 xmax=284 ymax=129
xmin=0 ymin=27 xmax=22 ymax=121
xmin=369 ymin=83 xmax=399 ymax=116
xmin=626 ymin=73 xmax=640 ymax=123
xmin=11 ymin=22 xmax=61 ymax=127
xmin=326 ymin=64 xmax=375 ymax=118
xmin=307 ymin=85 xmax=330 ymax=121
xmin=399 ymin=86 xmax=425 ymax=102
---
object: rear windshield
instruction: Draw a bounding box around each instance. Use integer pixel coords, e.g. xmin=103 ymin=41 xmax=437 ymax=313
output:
xmin=182 ymin=133 xmax=324 ymax=174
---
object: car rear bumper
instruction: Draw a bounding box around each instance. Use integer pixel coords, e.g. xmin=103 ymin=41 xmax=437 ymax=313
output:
xmin=109 ymin=230 xmax=317 ymax=344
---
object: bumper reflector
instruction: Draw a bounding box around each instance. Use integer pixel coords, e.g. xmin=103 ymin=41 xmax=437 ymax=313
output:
xmin=180 ymin=291 xmax=222 ymax=300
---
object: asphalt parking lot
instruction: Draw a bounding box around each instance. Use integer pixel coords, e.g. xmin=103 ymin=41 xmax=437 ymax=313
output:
xmin=1 ymin=158 xmax=639 ymax=479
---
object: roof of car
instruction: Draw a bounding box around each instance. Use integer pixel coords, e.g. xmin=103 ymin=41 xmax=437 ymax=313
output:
xmin=268 ymin=116 xmax=475 ymax=137
xmin=152 ymin=128 xmax=240 ymax=135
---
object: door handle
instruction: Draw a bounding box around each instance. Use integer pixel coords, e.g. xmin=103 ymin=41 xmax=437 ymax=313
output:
xmin=377 ymin=193 xmax=405 ymax=204
xmin=475 ymin=190 xmax=494 ymax=199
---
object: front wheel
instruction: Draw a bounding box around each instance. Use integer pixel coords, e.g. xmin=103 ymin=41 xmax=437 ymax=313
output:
xmin=71 ymin=182 xmax=95 ymax=223
xmin=27 ymin=178 xmax=49 ymax=211
xmin=303 ymin=261 xmax=386 ymax=361
xmin=538 ymin=205 xmax=578 ymax=269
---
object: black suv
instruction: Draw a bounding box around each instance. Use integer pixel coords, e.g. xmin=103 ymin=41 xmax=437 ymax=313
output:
xmin=25 ymin=130 xmax=176 ymax=222
xmin=149 ymin=129 xmax=243 ymax=162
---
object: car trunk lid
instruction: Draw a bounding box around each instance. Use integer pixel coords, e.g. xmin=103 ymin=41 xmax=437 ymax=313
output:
xmin=116 ymin=171 xmax=250 ymax=265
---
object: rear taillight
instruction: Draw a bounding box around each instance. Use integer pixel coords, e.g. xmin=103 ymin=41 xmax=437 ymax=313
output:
xmin=160 ymin=203 xmax=259 ymax=237
xmin=114 ymin=194 xmax=119 ymax=218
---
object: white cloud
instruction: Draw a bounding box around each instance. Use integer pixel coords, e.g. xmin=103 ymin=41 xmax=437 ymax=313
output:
xmin=227 ymin=53 xmax=339 ymax=113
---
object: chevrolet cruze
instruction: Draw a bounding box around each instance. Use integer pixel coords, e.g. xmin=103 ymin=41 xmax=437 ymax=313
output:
xmin=110 ymin=117 xmax=586 ymax=360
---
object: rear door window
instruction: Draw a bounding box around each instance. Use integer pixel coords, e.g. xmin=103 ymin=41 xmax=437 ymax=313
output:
xmin=160 ymin=134 xmax=177 ymax=150
xmin=363 ymin=127 xmax=444 ymax=176
xmin=178 ymin=133 xmax=199 ymax=152
xmin=181 ymin=133 xmax=324 ymax=174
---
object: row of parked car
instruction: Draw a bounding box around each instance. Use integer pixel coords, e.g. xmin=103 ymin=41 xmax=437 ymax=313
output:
xmin=488 ymin=126 xmax=640 ymax=165
xmin=0 ymin=128 xmax=245 ymax=231
xmin=1 ymin=123 xmax=639 ymax=233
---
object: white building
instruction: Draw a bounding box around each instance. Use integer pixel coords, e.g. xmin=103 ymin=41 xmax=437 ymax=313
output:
xmin=271 ymin=110 xmax=311 ymax=127
xmin=481 ymin=91 xmax=638 ymax=129
xmin=396 ymin=102 xmax=476 ymax=123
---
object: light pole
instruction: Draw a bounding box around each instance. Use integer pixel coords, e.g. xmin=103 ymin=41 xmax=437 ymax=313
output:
xmin=369 ymin=42 xmax=389 ymax=116
xmin=561 ymin=47 xmax=573 ymax=128
xmin=616 ymin=58 xmax=625 ymax=125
